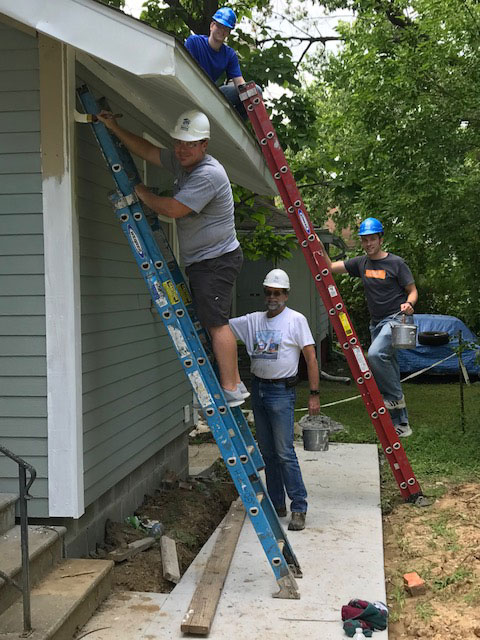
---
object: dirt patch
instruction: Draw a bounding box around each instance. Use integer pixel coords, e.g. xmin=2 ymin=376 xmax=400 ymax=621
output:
xmin=384 ymin=482 xmax=480 ymax=639
xmin=94 ymin=461 xmax=237 ymax=593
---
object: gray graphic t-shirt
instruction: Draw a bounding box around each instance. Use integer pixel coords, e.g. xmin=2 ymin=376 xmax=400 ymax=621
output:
xmin=160 ymin=150 xmax=239 ymax=266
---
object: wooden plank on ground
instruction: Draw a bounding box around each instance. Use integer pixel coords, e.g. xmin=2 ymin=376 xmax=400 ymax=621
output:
xmin=107 ymin=536 xmax=154 ymax=563
xmin=181 ymin=498 xmax=246 ymax=635
xmin=161 ymin=535 xmax=181 ymax=584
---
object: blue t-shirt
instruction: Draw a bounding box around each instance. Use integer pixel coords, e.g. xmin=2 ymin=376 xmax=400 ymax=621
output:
xmin=184 ymin=34 xmax=242 ymax=83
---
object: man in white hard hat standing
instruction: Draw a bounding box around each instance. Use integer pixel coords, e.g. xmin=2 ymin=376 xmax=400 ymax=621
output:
xmin=97 ymin=109 xmax=247 ymax=407
xmin=229 ymin=269 xmax=320 ymax=531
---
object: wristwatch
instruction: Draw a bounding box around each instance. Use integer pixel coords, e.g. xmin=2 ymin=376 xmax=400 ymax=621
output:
xmin=309 ymin=390 xmax=320 ymax=395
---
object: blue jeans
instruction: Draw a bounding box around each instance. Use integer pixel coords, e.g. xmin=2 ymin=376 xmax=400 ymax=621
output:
xmin=219 ymin=83 xmax=263 ymax=120
xmin=368 ymin=315 xmax=409 ymax=426
xmin=251 ymin=377 xmax=307 ymax=513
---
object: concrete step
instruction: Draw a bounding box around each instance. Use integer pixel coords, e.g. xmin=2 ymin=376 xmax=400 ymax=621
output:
xmin=0 ymin=494 xmax=17 ymax=536
xmin=0 ymin=558 xmax=113 ymax=640
xmin=0 ymin=525 xmax=66 ymax=616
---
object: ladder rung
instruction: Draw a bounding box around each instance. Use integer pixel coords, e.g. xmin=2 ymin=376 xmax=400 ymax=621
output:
xmin=256 ymin=492 xmax=265 ymax=503
xmin=277 ymin=539 xmax=285 ymax=552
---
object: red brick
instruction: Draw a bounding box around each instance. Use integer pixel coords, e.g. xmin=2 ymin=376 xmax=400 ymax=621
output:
xmin=403 ymin=571 xmax=426 ymax=596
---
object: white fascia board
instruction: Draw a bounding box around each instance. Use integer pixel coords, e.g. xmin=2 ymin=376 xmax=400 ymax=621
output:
xmin=77 ymin=48 xmax=277 ymax=195
xmin=0 ymin=0 xmax=175 ymax=77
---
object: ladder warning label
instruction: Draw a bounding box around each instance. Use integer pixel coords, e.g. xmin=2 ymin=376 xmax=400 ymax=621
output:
xmin=188 ymin=370 xmax=211 ymax=408
xmin=163 ymin=280 xmax=180 ymax=304
xmin=353 ymin=346 xmax=369 ymax=373
xmin=328 ymin=285 xmax=338 ymax=298
xmin=178 ymin=283 xmax=192 ymax=305
xmin=152 ymin=281 xmax=168 ymax=307
xmin=127 ymin=225 xmax=144 ymax=258
xmin=297 ymin=209 xmax=311 ymax=234
xmin=338 ymin=312 xmax=353 ymax=336
xmin=167 ymin=325 xmax=190 ymax=358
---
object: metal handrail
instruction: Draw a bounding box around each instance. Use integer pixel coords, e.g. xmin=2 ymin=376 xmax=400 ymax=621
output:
xmin=0 ymin=444 xmax=37 ymax=635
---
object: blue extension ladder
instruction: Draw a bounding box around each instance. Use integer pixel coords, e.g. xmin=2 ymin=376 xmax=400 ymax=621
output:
xmin=77 ymin=85 xmax=302 ymax=599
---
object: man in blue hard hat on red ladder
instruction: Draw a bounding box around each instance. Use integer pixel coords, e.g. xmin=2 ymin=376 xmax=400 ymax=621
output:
xmin=319 ymin=217 xmax=418 ymax=438
xmin=184 ymin=7 xmax=262 ymax=120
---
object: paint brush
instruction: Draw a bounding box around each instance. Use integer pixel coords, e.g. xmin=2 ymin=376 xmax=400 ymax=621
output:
xmin=74 ymin=110 xmax=123 ymax=123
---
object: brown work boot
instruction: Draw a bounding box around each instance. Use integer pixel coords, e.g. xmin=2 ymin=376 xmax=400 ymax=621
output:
xmin=288 ymin=512 xmax=306 ymax=531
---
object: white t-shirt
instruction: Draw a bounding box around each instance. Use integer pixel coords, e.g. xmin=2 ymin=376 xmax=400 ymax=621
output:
xmin=229 ymin=307 xmax=315 ymax=379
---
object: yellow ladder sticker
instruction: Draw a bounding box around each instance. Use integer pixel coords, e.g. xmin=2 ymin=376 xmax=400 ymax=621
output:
xmin=178 ymin=282 xmax=192 ymax=305
xmin=339 ymin=312 xmax=353 ymax=336
xmin=163 ymin=280 xmax=180 ymax=305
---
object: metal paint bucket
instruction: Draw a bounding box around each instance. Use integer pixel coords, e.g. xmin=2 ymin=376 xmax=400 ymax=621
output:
xmin=302 ymin=426 xmax=329 ymax=451
xmin=392 ymin=314 xmax=417 ymax=349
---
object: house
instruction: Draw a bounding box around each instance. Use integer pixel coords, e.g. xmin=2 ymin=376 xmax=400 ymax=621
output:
xmin=0 ymin=0 xmax=276 ymax=556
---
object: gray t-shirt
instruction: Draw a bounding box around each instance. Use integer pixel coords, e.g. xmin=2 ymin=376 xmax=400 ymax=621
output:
xmin=160 ymin=149 xmax=239 ymax=266
xmin=344 ymin=253 xmax=414 ymax=323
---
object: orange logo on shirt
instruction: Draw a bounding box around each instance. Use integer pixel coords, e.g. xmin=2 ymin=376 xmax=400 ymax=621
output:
xmin=365 ymin=269 xmax=386 ymax=279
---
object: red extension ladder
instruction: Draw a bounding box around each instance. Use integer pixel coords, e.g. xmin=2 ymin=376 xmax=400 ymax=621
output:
xmin=239 ymin=81 xmax=424 ymax=503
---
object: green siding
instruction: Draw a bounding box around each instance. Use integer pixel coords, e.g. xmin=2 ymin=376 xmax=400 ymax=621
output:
xmin=77 ymin=80 xmax=191 ymax=508
xmin=0 ymin=22 xmax=47 ymax=505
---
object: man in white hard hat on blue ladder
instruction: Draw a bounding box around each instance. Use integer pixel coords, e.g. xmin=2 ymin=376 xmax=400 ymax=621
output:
xmin=319 ymin=217 xmax=418 ymax=437
xmin=229 ymin=268 xmax=321 ymax=531
xmin=97 ymin=109 xmax=247 ymax=407
xmin=184 ymin=7 xmax=262 ymax=120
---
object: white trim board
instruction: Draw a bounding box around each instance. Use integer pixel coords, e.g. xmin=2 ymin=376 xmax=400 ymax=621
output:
xmin=40 ymin=36 xmax=84 ymax=518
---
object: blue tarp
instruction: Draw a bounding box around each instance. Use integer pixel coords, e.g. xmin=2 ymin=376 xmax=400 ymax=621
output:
xmin=396 ymin=314 xmax=480 ymax=376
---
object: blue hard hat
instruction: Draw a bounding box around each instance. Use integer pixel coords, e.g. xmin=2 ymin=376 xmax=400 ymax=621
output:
xmin=358 ymin=217 xmax=384 ymax=235
xmin=212 ymin=7 xmax=237 ymax=29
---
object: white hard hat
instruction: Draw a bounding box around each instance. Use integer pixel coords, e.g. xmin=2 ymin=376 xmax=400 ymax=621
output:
xmin=263 ymin=269 xmax=290 ymax=290
xmin=170 ymin=110 xmax=210 ymax=142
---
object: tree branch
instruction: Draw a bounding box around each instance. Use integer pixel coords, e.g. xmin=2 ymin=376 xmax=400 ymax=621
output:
xmin=257 ymin=35 xmax=342 ymax=45
xmin=295 ymin=41 xmax=313 ymax=71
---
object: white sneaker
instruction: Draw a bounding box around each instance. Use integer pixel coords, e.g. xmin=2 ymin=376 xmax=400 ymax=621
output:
xmin=237 ymin=381 xmax=250 ymax=399
xmin=395 ymin=423 xmax=412 ymax=438
xmin=384 ymin=395 xmax=406 ymax=410
xmin=222 ymin=386 xmax=245 ymax=407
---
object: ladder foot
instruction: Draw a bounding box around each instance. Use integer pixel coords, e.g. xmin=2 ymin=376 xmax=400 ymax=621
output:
xmin=289 ymin=563 xmax=303 ymax=579
xmin=409 ymin=493 xmax=433 ymax=507
xmin=272 ymin=573 xmax=300 ymax=599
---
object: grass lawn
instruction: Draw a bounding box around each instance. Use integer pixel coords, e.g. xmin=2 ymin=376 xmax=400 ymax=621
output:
xmin=295 ymin=377 xmax=480 ymax=504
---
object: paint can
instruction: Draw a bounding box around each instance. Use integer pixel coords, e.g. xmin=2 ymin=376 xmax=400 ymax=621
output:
xmin=391 ymin=314 xmax=417 ymax=349
xmin=302 ymin=425 xmax=329 ymax=451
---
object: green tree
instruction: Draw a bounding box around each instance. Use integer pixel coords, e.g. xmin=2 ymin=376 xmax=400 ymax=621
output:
xmin=305 ymin=0 xmax=480 ymax=331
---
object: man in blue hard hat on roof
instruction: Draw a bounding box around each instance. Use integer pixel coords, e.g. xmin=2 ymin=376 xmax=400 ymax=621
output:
xmin=184 ymin=7 xmax=261 ymax=120
xmin=319 ymin=217 xmax=418 ymax=438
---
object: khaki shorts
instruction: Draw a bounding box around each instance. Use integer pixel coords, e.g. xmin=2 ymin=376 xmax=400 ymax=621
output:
xmin=185 ymin=247 xmax=243 ymax=328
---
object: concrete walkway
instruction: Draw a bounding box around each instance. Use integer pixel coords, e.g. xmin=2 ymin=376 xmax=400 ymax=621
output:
xmin=77 ymin=443 xmax=388 ymax=640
